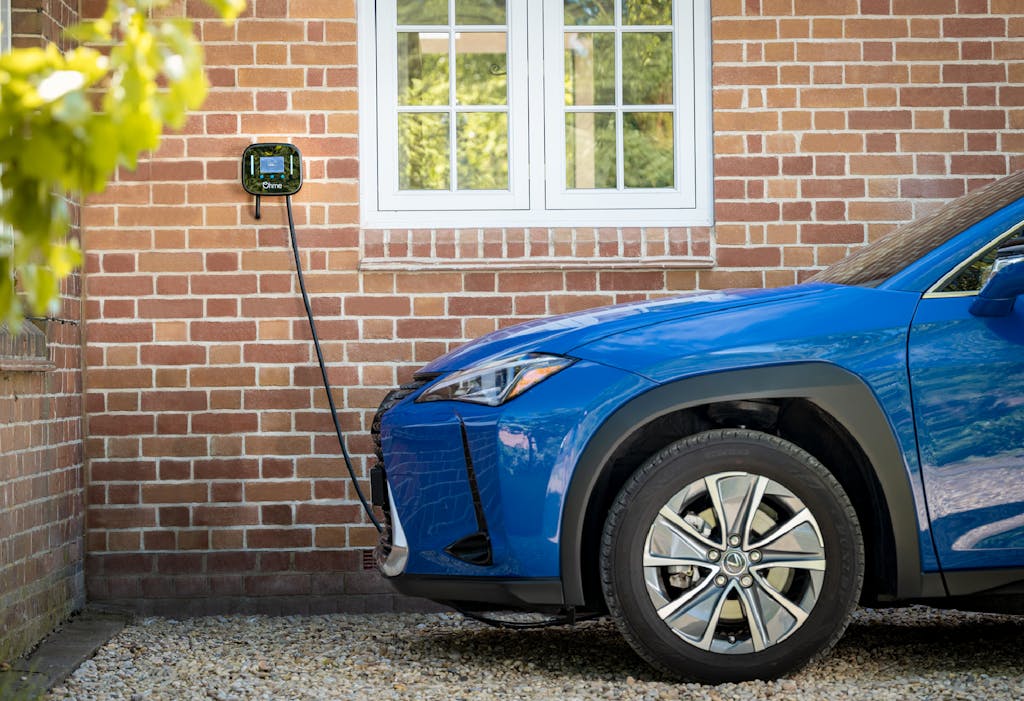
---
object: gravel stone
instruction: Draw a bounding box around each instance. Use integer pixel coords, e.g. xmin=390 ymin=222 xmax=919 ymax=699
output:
xmin=47 ymin=606 xmax=1024 ymax=700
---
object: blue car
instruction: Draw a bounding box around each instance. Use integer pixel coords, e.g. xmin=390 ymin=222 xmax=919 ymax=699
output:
xmin=371 ymin=172 xmax=1024 ymax=683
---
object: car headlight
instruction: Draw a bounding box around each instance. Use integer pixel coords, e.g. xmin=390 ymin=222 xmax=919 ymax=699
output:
xmin=416 ymin=353 xmax=575 ymax=406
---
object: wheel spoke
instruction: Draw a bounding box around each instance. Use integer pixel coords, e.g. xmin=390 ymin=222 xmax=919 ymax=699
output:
xmin=657 ymin=506 xmax=718 ymax=552
xmin=752 ymin=557 xmax=826 ymax=571
xmin=740 ymin=475 xmax=768 ymax=548
xmin=697 ymin=581 xmax=732 ymax=650
xmin=736 ymin=584 xmax=769 ymax=652
xmin=643 ymin=553 xmax=707 ymax=568
xmin=706 ymin=472 xmax=765 ymax=543
xmin=748 ymin=508 xmax=821 ymax=552
xmin=658 ymin=577 xmax=731 ymax=651
xmin=753 ymin=575 xmax=811 ymax=628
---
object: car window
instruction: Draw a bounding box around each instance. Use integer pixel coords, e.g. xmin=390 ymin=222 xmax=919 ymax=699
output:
xmin=936 ymin=230 xmax=1024 ymax=293
xmin=813 ymin=170 xmax=1024 ymax=287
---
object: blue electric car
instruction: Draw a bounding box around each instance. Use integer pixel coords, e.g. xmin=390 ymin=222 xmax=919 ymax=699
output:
xmin=371 ymin=171 xmax=1024 ymax=682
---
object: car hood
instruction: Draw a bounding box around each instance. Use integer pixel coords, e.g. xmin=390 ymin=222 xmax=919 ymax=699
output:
xmin=419 ymin=284 xmax=829 ymax=374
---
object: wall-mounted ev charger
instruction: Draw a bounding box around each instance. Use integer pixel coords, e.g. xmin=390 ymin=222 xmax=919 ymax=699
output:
xmin=241 ymin=142 xmax=303 ymax=219
xmin=241 ymin=142 xmax=380 ymax=531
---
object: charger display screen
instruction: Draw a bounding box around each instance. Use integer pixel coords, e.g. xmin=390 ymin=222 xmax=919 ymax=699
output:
xmin=260 ymin=156 xmax=285 ymax=174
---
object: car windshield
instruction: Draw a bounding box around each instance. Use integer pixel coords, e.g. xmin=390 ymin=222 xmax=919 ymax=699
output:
xmin=813 ymin=169 xmax=1024 ymax=287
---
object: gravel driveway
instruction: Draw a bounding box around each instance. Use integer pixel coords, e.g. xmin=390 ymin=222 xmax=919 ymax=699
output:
xmin=47 ymin=607 xmax=1023 ymax=700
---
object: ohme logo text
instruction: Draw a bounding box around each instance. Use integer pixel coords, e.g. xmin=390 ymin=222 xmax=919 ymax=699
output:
xmin=262 ymin=181 xmax=283 ymax=190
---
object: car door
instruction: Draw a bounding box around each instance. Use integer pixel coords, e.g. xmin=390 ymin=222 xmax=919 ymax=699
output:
xmin=908 ymin=228 xmax=1024 ymax=571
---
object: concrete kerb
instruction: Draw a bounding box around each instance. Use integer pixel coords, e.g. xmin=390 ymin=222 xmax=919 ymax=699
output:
xmin=0 ymin=606 xmax=131 ymax=698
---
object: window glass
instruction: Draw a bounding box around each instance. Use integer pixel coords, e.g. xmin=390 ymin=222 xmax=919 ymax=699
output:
xmin=397 ymin=0 xmax=448 ymax=25
xmin=456 ymin=0 xmax=506 ymax=25
xmin=564 ymin=0 xmax=614 ymax=26
xmin=398 ymin=114 xmax=450 ymax=190
xmin=622 ymin=0 xmax=672 ymax=26
xmin=397 ymin=33 xmax=449 ymax=106
xmin=939 ymin=231 xmax=1024 ymax=293
xmin=621 ymin=32 xmax=673 ymax=105
xmin=566 ymin=112 xmax=616 ymax=189
xmin=457 ymin=112 xmax=509 ymax=190
xmin=454 ymin=32 xmax=507 ymax=105
xmin=564 ymin=32 xmax=615 ymax=106
xmin=624 ymin=112 xmax=673 ymax=188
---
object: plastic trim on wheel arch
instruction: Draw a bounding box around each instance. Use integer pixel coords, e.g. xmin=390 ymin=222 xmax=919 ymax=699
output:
xmin=559 ymin=362 xmax=933 ymax=607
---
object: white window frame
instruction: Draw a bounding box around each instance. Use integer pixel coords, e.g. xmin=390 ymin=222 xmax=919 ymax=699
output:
xmin=358 ymin=0 xmax=713 ymax=229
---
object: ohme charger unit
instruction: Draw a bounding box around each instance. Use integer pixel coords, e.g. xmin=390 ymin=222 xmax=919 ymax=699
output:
xmin=241 ymin=142 xmax=302 ymax=197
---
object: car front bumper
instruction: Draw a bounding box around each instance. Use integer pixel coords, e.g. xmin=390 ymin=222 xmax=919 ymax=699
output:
xmin=370 ymin=358 xmax=654 ymax=605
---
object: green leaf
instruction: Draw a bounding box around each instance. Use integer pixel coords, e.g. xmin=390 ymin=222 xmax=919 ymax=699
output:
xmin=0 ymin=0 xmax=249 ymax=327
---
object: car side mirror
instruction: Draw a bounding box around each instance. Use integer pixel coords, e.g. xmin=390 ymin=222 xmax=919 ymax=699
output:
xmin=970 ymin=252 xmax=1024 ymax=317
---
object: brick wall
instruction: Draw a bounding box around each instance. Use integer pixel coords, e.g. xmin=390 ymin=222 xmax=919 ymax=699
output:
xmin=81 ymin=0 xmax=1024 ymax=612
xmin=0 ymin=0 xmax=85 ymax=662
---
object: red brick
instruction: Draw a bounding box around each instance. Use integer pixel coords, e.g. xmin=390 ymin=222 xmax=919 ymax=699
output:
xmin=801 ymin=179 xmax=866 ymax=198
xmin=245 ymin=481 xmax=312 ymax=502
xmin=716 ymin=202 xmax=781 ymax=222
xmin=801 ymin=223 xmax=866 ymax=244
xmin=246 ymin=529 xmax=313 ymax=549
xmin=88 ymin=507 xmax=158 ymax=529
xmin=899 ymin=87 xmax=964 ymax=106
xmin=949 ymin=110 xmax=1006 ymax=130
xmin=900 ymin=179 xmax=967 ymax=198
xmin=193 ymin=506 xmax=259 ymax=527
xmin=717 ymin=247 xmax=783 ymax=267
xmin=448 ymin=297 xmax=514 ymax=316
xmin=942 ymin=17 xmax=1006 ymax=38
xmin=142 ymin=483 xmax=209 ymax=504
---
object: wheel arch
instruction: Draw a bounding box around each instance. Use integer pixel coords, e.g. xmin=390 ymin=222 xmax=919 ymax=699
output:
xmin=560 ymin=362 xmax=934 ymax=609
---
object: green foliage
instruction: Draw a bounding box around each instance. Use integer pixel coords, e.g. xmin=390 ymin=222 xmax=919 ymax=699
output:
xmin=0 ymin=0 xmax=244 ymax=330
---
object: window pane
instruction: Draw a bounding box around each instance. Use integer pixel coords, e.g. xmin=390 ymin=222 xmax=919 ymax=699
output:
xmin=455 ymin=32 xmax=508 ymax=106
xmin=566 ymin=112 xmax=616 ymax=189
xmin=622 ymin=0 xmax=671 ymax=25
xmin=457 ymin=113 xmax=509 ymax=190
xmin=624 ymin=112 xmax=674 ymax=188
xmin=622 ymin=32 xmax=673 ymax=105
xmin=456 ymin=0 xmax=506 ymax=25
xmin=564 ymin=0 xmax=614 ymax=26
xmin=398 ymin=32 xmax=450 ymax=106
xmin=399 ymin=113 xmax=451 ymax=190
xmin=564 ymin=32 xmax=615 ymax=106
xmin=398 ymin=0 xmax=448 ymax=25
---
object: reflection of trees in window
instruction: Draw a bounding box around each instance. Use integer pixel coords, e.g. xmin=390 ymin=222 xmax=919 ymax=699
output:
xmin=563 ymin=1 xmax=676 ymax=190
xmin=397 ymin=28 xmax=509 ymax=192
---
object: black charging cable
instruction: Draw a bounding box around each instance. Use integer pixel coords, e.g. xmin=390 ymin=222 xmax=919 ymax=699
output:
xmin=285 ymin=196 xmax=382 ymax=532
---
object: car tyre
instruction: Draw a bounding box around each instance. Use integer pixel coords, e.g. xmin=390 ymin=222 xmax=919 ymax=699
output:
xmin=600 ymin=428 xmax=864 ymax=683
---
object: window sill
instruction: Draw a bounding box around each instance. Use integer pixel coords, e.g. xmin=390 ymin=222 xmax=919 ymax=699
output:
xmin=359 ymin=226 xmax=715 ymax=272
xmin=0 ymin=321 xmax=53 ymax=373
xmin=359 ymin=255 xmax=714 ymax=272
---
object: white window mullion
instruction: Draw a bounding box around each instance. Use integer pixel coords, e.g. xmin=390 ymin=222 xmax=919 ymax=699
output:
xmin=614 ymin=4 xmax=624 ymax=193
xmin=448 ymin=3 xmax=458 ymax=194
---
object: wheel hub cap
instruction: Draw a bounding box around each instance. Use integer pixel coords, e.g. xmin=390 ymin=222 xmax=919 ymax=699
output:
xmin=722 ymin=550 xmax=747 ymax=576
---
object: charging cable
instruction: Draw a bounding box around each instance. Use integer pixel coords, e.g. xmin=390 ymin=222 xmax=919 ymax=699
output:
xmin=284 ymin=196 xmax=382 ymax=532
